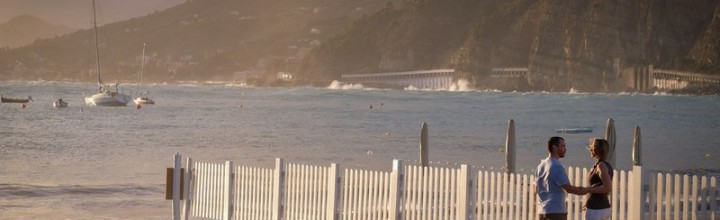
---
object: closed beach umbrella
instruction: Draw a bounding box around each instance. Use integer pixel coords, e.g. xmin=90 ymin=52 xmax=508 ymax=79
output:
xmin=605 ymin=118 xmax=616 ymax=167
xmin=420 ymin=122 xmax=429 ymax=166
xmin=505 ymin=119 xmax=516 ymax=174
xmin=632 ymin=126 xmax=642 ymax=166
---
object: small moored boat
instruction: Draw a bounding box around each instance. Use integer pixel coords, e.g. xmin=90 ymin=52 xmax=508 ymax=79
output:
xmin=53 ymin=98 xmax=68 ymax=108
xmin=134 ymin=96 xmax=155 ymax=105
xmin=133 ymin=43 xmax=155 ymax=105
xmin=555 ymin=127 xmax=593 ymax=134
xmin=1 ymin=94 xmax=33 ymax=103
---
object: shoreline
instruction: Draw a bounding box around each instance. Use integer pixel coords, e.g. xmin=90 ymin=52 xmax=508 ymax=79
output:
xmin=2 ymin=79 xmax=719 ymax=96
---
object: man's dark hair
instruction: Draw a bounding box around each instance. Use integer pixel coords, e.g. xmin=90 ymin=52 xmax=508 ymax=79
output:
xmin=547 ymin=136 xmax=564 ymax=153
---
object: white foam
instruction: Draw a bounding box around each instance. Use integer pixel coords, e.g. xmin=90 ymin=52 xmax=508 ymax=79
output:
xmin=447 ymin=79 xmax=471 ymax=92
xmin=326 ymin=80 xmax=364 ymax=90
xmin=403 ymin=85 xmax=419 ymax=91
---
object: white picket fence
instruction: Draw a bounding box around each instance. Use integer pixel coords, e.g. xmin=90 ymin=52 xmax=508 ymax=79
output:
xmin=650 ymin=173 xmax=719 ymax=220
xmin=169 ymin=155 xmax=719 ymax=220
xmin=234 ymin=165 xmax=275 ymax=220
xmin=342 ymin=168 xmax=392 ymax=220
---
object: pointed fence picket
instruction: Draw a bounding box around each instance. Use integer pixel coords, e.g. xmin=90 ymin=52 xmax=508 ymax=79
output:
xmin=189 ymin=161 xmax=232 ymax=220
xmin=342 ymin=168 xmax=391 ymax=220
xmin=649 ymin=174 xmax=718 ymax=219
xmin=234 ymin=166 xmax=274 ymax=220
xmin=402 ymin=164 xmax=469 ymax=220
xmin=284 ymin=163 xmax=335 ymax=220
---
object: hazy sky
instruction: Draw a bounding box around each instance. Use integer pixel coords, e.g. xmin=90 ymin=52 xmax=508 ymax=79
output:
xmin=0 ymin=0 xmax=185 ymax=28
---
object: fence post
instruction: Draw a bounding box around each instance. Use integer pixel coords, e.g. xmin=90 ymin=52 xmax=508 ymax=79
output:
xmin=223 ymin=161 xmax=234 ymax=220
xmin=457 ymin=164 xmax=471 ymax=220
xmin=629 ymin=165 xmax=645 ymax=220
xmin=326 ymin=163 xmax=340 ymax=220
xmin=182 ymin=157 xmax=194 ymax=220
xmin=173 ymin=153 xmax=182 ymax=220
xmin=388 ymin=160 xmax=404 ymax=220
xmin=272 ymin=158 xmax=285 ymax=220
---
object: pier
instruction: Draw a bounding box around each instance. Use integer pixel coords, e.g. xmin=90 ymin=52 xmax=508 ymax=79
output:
xmin=341 ymin=69 xmax=456 ymax=90
xmin=629 ymin=65 xmax=720 ymax=91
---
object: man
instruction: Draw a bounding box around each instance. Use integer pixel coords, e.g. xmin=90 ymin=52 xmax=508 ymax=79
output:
xmin=535 ymin=136 xmax=589 ymax=220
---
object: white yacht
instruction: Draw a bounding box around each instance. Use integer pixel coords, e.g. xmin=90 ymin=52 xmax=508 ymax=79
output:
xmin=84 ymin=0 xmax=131 ymax=107
xmin=85 ymin=84 xmax=132 ymax=106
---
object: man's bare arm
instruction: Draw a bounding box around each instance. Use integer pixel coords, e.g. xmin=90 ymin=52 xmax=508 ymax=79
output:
xmin=561 ymin=183 xmax=588 ymax=195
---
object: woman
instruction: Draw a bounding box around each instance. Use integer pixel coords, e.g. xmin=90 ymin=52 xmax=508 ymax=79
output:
xmin=585 ymin=138 xmax=613 ymax=220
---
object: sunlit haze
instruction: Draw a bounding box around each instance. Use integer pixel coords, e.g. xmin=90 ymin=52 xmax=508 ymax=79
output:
xmin=0 ymin=0 xmax=184 ymax=28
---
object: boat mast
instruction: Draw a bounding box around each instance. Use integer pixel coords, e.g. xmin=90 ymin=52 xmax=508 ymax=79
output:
xmin=138 ymin=43 xmax=147 ymax=93
xmin=92 ymin=0 xmax=103 ymax=92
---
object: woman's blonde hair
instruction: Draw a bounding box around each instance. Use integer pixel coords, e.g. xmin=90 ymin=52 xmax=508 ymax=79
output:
xmin=590 ymin=138 xmax=609 ymax=160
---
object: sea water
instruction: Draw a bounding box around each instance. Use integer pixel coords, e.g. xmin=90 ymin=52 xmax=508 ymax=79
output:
xmin=1 ymin=81 xmax=719 ymax=219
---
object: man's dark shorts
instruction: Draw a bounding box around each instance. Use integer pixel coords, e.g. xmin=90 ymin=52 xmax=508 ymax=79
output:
xmin=538 ymin=213 xmax=567 ymax=220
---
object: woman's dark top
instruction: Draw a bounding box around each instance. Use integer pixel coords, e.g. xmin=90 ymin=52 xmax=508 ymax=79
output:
xmin=586 ymin=160 xmax=613 ymax=209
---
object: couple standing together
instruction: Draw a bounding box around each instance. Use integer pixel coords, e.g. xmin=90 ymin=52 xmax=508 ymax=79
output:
xmin=535 ymin=137 xmax=614 ymax=220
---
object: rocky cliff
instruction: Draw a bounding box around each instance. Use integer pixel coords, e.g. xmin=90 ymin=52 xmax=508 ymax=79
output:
xmin=299 ymin=0 xmax=720 ymax=92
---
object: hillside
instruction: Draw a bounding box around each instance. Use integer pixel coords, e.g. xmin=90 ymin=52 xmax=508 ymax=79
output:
xmin=3 ymin=0 xmax=719 ymax=92
xmin=298 ymin=0 xmax=720 ymax=92
xmin=0 ymin=0 xmax=396 ymax=83
xmin=0 ymin=0 xmax=185 ymax=29
xmin=0 ymin=15 xmax=75 ymax=48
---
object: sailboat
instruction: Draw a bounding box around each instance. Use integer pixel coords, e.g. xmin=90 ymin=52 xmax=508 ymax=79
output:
xmin=134 ymin=43 xmax=155 ymax=105
xmin=84 ymin=0 xmax=132 ymax=106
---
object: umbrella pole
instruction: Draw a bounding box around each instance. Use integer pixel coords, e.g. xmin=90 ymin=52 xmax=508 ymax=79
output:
xmin=632 ymin=126 xmax=642 ymax=166
xmin=420 ymin=122 xmax=429 ymax=167
xmin=605 ymin=118 xmax=616 ymax=167
xmin=505 ymin=119 xmax=516 ymax=174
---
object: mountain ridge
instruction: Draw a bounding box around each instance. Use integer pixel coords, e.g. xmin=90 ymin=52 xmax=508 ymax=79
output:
xmin=0 ymin=0 xmax=395 ymax=83
xmin=1 ymin=0 xmax=718 ymax=93
xmin=0 ymin=14 xmax=75 ymax=48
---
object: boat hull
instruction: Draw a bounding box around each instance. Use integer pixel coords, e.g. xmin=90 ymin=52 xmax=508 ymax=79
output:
xmin=1 ymin=95 xmax=32 ymax=103
xmin=134 ymin=97 xmax=155 ymax=105
xmin=85 ymin=92 xmax=131 ymax=106
xmin=555 ymin=127 xmax=593 ymax=134
xmin=1 ymin=98 xmax=31 ymax=103
xmin=53 ymin=100 xmax=68 ymax=108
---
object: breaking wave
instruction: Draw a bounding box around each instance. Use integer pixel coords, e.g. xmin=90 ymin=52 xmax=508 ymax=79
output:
xmin=327 ymin=80 xmax=365 ymax=90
